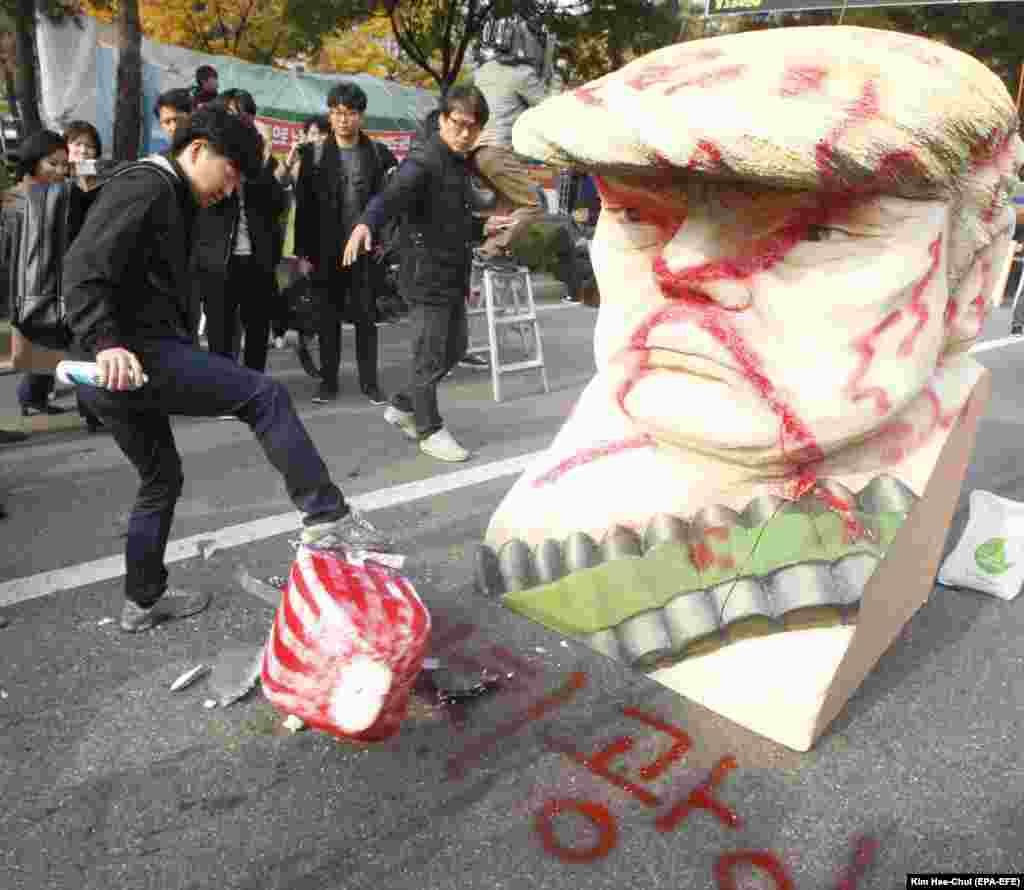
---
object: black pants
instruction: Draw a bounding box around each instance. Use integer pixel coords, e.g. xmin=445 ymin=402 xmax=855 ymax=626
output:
xmin=317 ymin=267 xmax=379 ymax=391
xmin=391 ymin=300 xmax=468 ymax=438
xmin=17 ymin=373 xmax=54 ymax=408
xmin=77 ymin=337 xmax=347 ymax=607
xmin=206 ymin=254 xmax=274 ymax=372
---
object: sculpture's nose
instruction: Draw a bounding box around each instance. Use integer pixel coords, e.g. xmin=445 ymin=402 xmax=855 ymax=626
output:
xmin=654 ymin=217 xmax=755 ymax=311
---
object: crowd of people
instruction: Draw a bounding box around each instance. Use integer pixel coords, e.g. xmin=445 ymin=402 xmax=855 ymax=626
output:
xmin=0 ymin=42 xmax=567 ymax=628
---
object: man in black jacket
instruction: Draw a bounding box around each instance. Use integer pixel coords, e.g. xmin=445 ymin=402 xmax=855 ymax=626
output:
xmin=344 ymin=85 xmax=490 ymax=463
xmin=294 ymin=82 xmax=397 ymax=405
xmin=193 ymin=90 xmax=286 ymax=373
xmin=65 ymin=108 xmax=390 ymax=634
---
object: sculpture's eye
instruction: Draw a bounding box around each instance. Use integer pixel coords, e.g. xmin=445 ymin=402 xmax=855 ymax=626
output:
xmin=804 ymin=224 xmax=849 ymax=242
xmin=600 ymin=206 xmax=663 ymax=250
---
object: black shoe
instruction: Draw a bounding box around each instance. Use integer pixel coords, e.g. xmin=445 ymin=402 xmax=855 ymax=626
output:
xmin=20 ymin=402 xmax=69 ymax=417
xmin=0 ymin=429 xmax=29 ymax=444
xmin=458 ymin=353 xmax=489 ymax=369
xmin=312 ymin=383 xmax=339 ymax=404
xmin=362 ymin=385 xmax=388 ymax=406
xmin=1012 ymin=324 xmax=1023 ymax=336
xmin=120 ymin=589 xmax=212 ymax=633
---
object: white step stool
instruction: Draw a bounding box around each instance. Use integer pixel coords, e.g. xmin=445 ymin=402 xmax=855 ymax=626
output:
xmin=466 ymin=259 xmax=550 ymax=403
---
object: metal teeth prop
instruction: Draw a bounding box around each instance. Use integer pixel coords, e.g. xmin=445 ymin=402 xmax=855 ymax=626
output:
xmin=475 ymin=475 xmax=917 ymax=669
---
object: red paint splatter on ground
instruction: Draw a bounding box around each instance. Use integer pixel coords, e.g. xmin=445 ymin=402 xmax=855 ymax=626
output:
xmin=834 ymin=835 xmax=880 ymax=890
xmin=656 ymin=755 xmax=741 ymax=832
xmin=780 ymin=64 xmax=827 ymax=97
xmin=447 ymin=672 xmax=587 ymax=779
xmin=715 ymin=850 xmax=795 ymax=890
xmin=536 ymin=800 xmax=618 ymax=863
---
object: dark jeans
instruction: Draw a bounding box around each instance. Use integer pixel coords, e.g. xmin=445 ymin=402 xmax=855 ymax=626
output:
xmin=391 ymin=300 xmax=468 ymax=438
xmin=17 ymin=373 xmax=54 ymax=408
xmin=317 ymin=268 xmax=379 ymax=391
xmin=206 ymin=254 xmax=274 ymax=372
xmin=77 ymin=338 xmax=347 ymax=607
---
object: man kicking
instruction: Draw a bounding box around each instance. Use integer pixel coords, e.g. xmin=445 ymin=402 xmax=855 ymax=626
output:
xmin=65 ymin=107 xmax=390 ymax=633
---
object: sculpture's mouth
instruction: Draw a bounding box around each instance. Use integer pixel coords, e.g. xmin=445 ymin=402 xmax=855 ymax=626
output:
xmin=476 ymin=474 xmax=918 ymax=671
xmin=641 ymin=347 xmax=739 ymax=384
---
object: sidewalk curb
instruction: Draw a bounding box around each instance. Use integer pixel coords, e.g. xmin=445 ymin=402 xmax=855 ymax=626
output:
xmin=0 ymin=410 xmax=85 ymax=436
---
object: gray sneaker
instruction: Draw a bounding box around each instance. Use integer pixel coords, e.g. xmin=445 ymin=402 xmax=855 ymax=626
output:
xmin=301 ymin=510 xmax=392 ymax=552
xmin=120 ymin=589 xmax=212 ymax=633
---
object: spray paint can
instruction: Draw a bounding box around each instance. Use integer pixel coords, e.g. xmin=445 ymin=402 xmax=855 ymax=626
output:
xmin=55 ymin=360 xmax=148 ymax=388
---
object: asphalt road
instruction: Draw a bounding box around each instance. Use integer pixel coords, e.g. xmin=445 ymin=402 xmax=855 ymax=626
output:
xmin=1 ymin=303 xmax=1023 ymax=890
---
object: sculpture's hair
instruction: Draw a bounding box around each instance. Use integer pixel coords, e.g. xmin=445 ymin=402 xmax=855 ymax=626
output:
xmin=513 ymin=25 xmax=1024 ymax=351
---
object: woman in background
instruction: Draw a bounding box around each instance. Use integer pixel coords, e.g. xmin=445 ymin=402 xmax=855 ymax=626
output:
xmin=11 ymin=130 xmax=71 ymax=419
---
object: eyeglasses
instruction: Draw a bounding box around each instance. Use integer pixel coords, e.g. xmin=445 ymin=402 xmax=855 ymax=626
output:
xmin=329 ymin=107 xmax=362 ymax=118
xmin=444 ymin=115 xmax=481 ymax=135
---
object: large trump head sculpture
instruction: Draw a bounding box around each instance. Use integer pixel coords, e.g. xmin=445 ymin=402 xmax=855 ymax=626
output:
xmin=477 ymin=26 xmax=1022 ymax=710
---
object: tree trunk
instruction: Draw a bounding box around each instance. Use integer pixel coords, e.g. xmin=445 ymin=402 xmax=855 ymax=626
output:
xmin=113 ymin=0 xmax=143 ymax=161
xmin=13 ymin=0 xmax=41 ymax=133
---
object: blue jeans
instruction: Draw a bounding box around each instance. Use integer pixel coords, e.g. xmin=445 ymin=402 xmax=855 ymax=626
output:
xmin=77 ymin=338 xmax=347 ymax=606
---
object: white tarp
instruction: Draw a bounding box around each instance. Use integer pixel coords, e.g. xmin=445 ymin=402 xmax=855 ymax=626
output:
xmin=35 ymin=14 xmax=100 ymax=132
xmin=34 ymin=14 xmax=437 ymax=159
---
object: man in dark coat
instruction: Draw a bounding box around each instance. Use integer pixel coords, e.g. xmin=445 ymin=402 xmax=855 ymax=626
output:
xmin=193 ymin=90 xmax=287 ymax=373
xmin=294 ymin=82 xmax=397 ymax=405
xmin=64 ymin=108 xmax=391 ymax=634
xmin=343 ymin=85 xmax=491 ymax=463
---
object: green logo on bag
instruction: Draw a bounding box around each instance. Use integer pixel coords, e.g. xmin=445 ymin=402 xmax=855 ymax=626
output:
xmin=975 ymin=538 xmax=1013 ymax=575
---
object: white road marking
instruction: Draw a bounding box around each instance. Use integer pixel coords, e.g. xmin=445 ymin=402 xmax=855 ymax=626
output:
xmin=0 ymin=452 xmax=537 ymax=607
xmin=0 ymin=333 xmax=1018 ymax=607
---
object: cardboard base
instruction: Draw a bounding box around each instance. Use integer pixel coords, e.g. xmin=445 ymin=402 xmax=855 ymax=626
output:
xmin=650 ymin=371 xmax=991 ymax=752
xmin=651 ymin=627 xmax=855 ymax=752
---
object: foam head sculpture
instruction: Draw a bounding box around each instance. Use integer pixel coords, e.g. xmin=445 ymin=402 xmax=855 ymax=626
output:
xmin=478 ymin=26 xmax=1021 ymax=748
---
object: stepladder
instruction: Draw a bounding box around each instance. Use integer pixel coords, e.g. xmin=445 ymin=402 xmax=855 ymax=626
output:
xmin=466 ymin=258 xmax=551 ymax=403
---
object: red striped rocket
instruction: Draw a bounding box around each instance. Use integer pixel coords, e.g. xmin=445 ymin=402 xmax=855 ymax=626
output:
xmin=261 ymin=546 xmax=431 ymax=742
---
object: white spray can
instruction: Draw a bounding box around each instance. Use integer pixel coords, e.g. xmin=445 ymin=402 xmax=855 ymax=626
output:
xmin=55 ymin=360 xmax=148 ymax=388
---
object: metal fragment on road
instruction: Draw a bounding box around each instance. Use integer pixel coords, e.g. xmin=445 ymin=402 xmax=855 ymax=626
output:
xmin=203 ymin=699 xmax=218 ymax=709
xmin=97 ymin=617 xmax=115 ymax=627
xmin=234 ymin=566 xmax=285 ymax=607
xmin=170 ymin=664 xmax=210 ymax=692
xmin=208 ymin=645 xmax=264 ymax=706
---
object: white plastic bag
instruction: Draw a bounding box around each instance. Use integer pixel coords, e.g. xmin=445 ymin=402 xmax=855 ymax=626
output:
xmin=938 ymin=490 xmax=1024 ymax=600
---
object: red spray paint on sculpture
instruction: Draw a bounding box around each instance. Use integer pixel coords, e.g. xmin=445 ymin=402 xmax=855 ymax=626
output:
xmin=261 ymin=547 xmax=431 ymax=742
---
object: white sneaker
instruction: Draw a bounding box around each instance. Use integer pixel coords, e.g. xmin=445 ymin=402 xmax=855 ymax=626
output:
xmin=384 ymin=405 xmax=418 ymax=440
xmin=419 ymin=427 xmax=471 ymax=462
